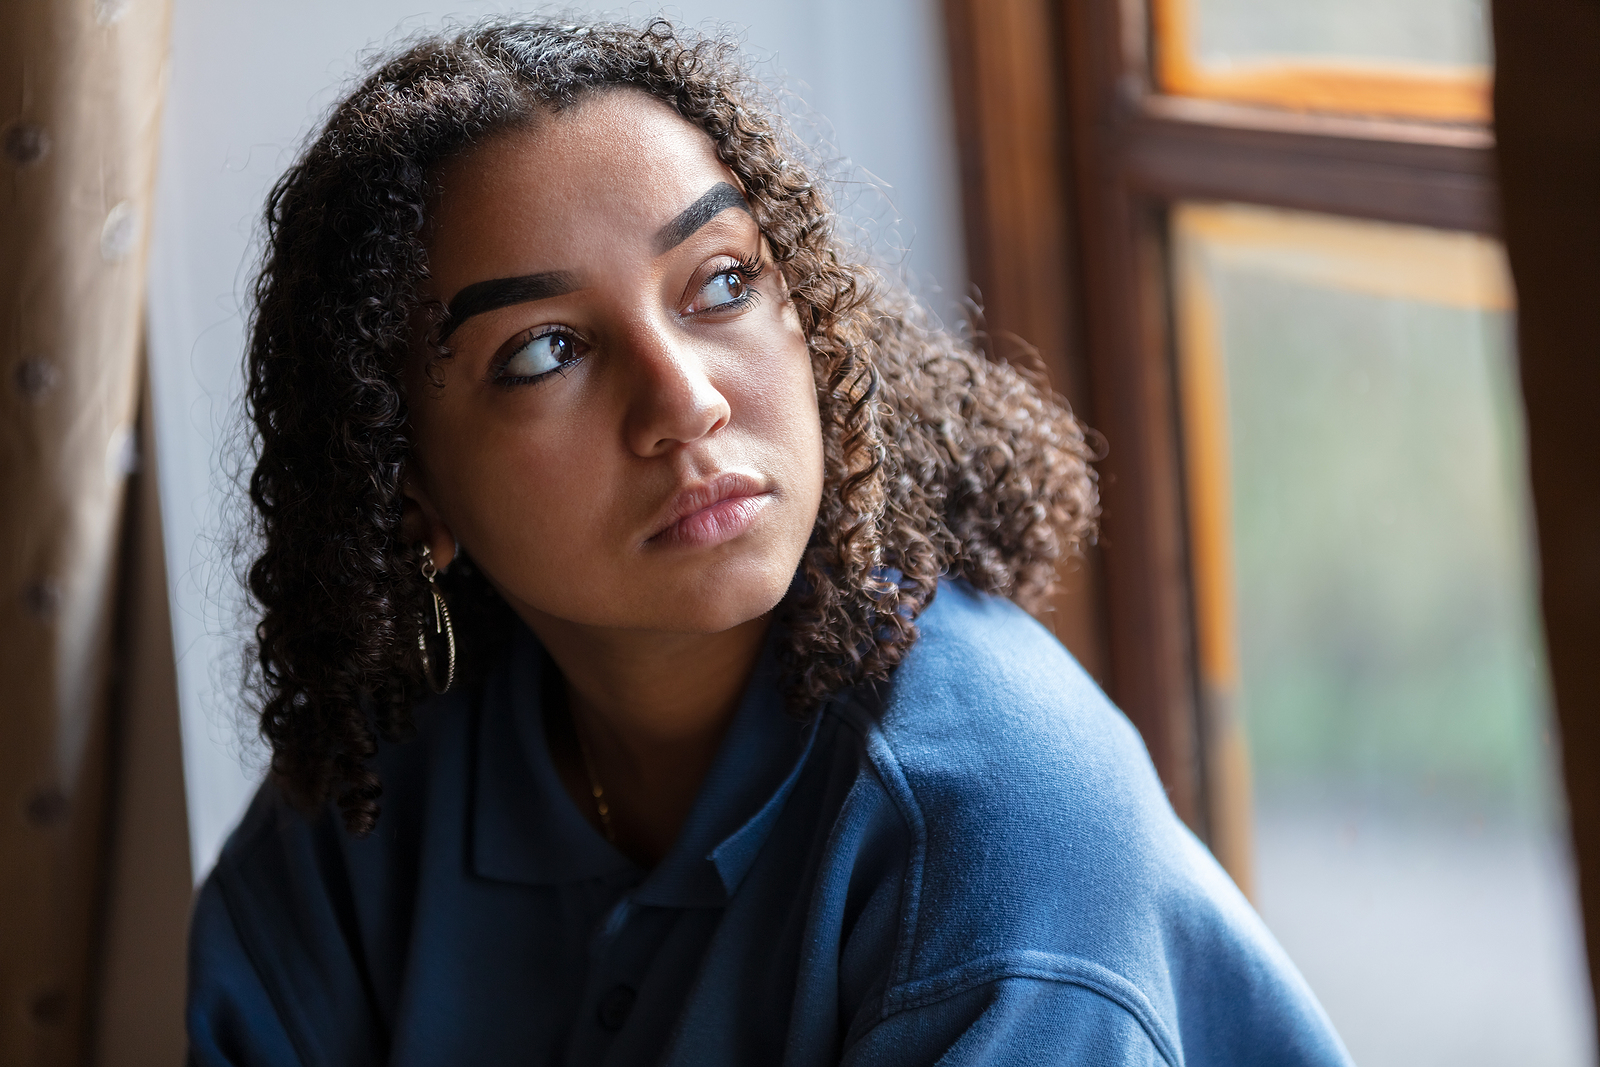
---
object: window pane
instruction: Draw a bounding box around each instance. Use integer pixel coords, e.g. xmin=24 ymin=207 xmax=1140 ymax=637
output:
xmin=1171 ymin=202 xmax=1592 ymax=1065
xmin=1152 ymin=0 xmax=1492 ymax=122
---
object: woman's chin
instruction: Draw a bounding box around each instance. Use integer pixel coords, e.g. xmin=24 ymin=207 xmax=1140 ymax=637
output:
xmin=629 ymin=570 xmax=792 ymax=635
xmin=507 ymin=558 xmax=796 ymax=637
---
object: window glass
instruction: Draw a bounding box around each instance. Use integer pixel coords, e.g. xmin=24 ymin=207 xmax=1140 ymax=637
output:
xmin=1152 ymin=0 xmax=1492 ymax=122
xmin=1171 ymin=202 xmax=1592 ymax=1065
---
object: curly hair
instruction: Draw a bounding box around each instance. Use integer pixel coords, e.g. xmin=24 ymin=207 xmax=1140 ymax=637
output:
xmin=245 ymin=17 xmax=1098 ymax=835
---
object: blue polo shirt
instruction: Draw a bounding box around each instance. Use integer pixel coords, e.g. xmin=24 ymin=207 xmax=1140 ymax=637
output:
xmin=187 ymin=581 xmax=1351 ymax=1066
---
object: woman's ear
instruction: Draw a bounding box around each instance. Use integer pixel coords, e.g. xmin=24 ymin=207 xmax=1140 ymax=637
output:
xmin=401 ymin=472 xmax=458 ymax=571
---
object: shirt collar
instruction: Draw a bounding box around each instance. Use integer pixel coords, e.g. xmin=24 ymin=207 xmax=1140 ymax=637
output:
xmin=472 ymin=622 xmax=815 ymax=907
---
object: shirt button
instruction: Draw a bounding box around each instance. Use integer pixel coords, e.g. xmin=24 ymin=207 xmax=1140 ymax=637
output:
xmin=596 ymin=984 xmax=636 ymax=1032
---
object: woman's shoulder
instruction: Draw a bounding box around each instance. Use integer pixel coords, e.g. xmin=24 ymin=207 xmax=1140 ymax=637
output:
xmin=203 ymin=683 xmax=471 ymax=937
xmin=873 ymin=578 xmax=1160 ymax=816
xmin=843 ymin=580 xmax=1342 ymax=1064
xmin=857 ymin=579 xmax=1190 ymax=921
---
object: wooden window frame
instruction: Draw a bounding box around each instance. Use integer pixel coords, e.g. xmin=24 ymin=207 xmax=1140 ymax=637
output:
xmin=945 ymin=0 xmax=1499 ymax=890
xmin=952 ymin=0 xmax=1600 ymax=1029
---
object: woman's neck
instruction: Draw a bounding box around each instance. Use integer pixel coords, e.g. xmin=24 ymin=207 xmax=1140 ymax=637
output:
xmin=524 ymin=612 xmax=772 ymax=866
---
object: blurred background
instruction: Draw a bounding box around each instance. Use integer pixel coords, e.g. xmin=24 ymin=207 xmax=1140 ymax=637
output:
xmin=3 ymin=0 xmax=1597 ymax=1064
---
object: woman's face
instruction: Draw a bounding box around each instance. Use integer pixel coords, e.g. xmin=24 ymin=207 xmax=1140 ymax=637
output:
xmin=405 ymin=90 xmax=825 ymax=636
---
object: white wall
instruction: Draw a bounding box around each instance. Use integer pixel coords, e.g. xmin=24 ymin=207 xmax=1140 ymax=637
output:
xmin=147 ymin=0 xmax=966 ymax=880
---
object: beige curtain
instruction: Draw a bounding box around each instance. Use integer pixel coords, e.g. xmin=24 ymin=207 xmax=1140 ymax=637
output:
xmin=1 ymin=0 xmax=177 ymax=1063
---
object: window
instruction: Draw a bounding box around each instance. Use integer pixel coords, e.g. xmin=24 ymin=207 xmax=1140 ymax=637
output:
xmin=1152 ymin=0 xmax=1492 ymax=122
xmin=1172 ymin=202 xmax=1585 ymax=1059
xmin=946 ymin=0 xmax=1592 ymax=1060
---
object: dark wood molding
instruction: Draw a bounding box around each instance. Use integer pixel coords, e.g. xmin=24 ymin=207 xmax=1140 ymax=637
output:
xmin=1492 ymin=0 xmax=1600 ymax=1024
xmin=1060 ymin=0 xmax=1206 ymax=831
xmin=943 ymin=0 xmax=1109 ymax=681
xmin=1122 ymin=100 xmax=1499 ymax=234
xmin=944 ymin=0 xmax=1083 ymax=404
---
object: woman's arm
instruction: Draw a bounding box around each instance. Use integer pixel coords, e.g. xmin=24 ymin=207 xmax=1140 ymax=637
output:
xmin=843 ymin=972 xmax=1351 ymax=1067
xmin=186 ymin=784 xmax=390 ymax=1067
xmin=187 ymin=879 xmax=305 ymax=1067
xmin=843 ymin=978 xmax=1166 ymax=1067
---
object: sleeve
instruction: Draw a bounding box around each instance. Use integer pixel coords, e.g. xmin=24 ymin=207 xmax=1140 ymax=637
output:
xmin=185 ymin=783 xmax=391 ymax=1067
xmin=187 ymin=876 xmax=306 ymax=1067
xmin=841 ymin=978 xmax=1169 ymax=1067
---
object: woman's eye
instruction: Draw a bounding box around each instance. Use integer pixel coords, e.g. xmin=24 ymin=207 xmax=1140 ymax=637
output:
xmin=500 ymin=330 xmax=579 ymax=380
xmin=695 ymin=270 xmax=747 ymax=311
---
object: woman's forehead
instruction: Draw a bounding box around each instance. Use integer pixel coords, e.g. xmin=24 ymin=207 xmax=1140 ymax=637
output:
xmin=427 ymin=91 xmax=741 ymax=265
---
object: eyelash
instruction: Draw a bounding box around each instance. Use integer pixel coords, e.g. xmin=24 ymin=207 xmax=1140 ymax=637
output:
xmin=487 ymin=252 xmax=767 ymax=388
xmin=693 ymin=252 xmax=764 ymax=315
xmin=729 ymin=251 xmax=764 ymax=287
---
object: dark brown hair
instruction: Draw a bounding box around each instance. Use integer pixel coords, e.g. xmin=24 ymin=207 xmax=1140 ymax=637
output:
xmin=245 ymin=17 xmax=1098 ymax=834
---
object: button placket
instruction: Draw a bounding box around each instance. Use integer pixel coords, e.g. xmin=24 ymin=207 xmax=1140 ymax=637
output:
xmin=569 ymin=893 xmax=639 ymax=1059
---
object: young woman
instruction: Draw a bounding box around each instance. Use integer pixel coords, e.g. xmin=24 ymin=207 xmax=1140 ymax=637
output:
xmin=188 ymin=18 xmax=1351 ymax=1067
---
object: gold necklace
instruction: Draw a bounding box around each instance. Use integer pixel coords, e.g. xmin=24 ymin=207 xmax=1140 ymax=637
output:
xmin=573 ymin=722 xmax=616 ymax=844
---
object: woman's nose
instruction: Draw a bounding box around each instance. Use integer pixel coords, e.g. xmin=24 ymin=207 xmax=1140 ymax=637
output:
xmin=620 ymin=321 xmax=731 ymax=457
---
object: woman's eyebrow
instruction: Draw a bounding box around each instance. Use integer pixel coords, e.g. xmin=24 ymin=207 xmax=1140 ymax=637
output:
xmin=436 ymin=184 xmax=748 ymax=341
xmin=654 ymin=182 xmax=750 ymax=255
xmin=440 ymin=270 xmax=582 ymax=341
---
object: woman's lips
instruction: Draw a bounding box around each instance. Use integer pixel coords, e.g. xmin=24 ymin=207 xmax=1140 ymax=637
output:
xmin=646 ymin=471 xmax=773 ymax=549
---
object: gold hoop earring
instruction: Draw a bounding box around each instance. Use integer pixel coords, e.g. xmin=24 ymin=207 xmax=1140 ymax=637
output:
xmin=417 ymin=544 xmax=456 ymax=694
